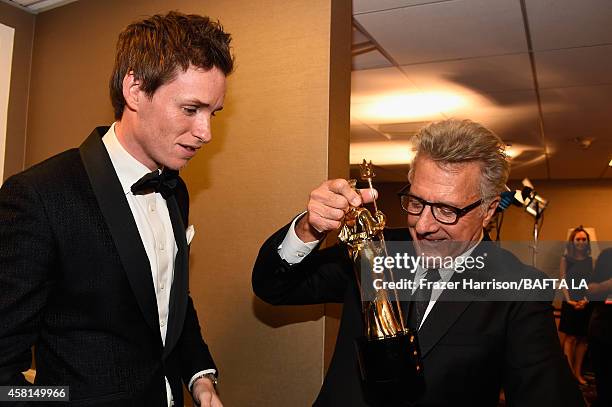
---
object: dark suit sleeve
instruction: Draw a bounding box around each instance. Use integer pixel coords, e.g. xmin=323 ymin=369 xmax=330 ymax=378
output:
xmin=252 ymin=219 xmax=354 ymax=305
xmin=503 ymin=300 xmax=585 ymax=407
xmin=0 ymin=175 xmax=55 ymax=385
xmin=178 ymin=296 xmax=217 ymax=384
xmin=595 ymin=249 xmax=612 ymax=280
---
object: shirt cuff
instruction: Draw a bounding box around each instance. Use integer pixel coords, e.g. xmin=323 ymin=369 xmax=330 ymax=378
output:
xmin=188 ymin=369 xmax=217 ymax=392
xmin=278 ymin=212 xmax=320 ymax=265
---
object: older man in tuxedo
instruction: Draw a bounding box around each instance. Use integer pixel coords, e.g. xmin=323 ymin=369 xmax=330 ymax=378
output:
xmin=253 ymin=119 xmax=585 ymax=406
xmin=0 ymin=12 xmax=232 ymax=407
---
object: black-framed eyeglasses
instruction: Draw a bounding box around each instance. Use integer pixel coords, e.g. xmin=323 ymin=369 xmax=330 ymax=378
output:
xmin=397 ymin=185 xmax=482 ymax=225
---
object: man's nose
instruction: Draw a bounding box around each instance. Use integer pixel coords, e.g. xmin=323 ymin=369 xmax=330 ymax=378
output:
xmin=192 ymin=115 xmax=212 ymax=144
xmin=413 ymin=205 xmax=439 ymax=235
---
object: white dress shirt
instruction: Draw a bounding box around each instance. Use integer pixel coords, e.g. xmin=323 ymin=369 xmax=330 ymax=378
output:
xmin=102 ymin=123 xmax=214 ymax=406
xmin=278 ymin=213 xmax=320 ymax=264
xmin=278 ymin=213 xmax=482 ymax=328
xmin=409 ymin=240 xmax=480 ymax=329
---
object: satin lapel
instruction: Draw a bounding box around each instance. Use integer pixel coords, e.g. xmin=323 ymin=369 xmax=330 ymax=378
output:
xmin=417 ymin=293 xmax=471 ymax=358
xmin=416 ymin=238 xmax=491 ymax=357
xmin=163 ymin=196 xmax=188 ymax=358
xmin=79 ymin=128 xmax=160 ymax=336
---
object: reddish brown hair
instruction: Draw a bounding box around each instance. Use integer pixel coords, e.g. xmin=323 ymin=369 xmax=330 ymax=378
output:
xmin=109 ymin=11 xmax=234 ymax=119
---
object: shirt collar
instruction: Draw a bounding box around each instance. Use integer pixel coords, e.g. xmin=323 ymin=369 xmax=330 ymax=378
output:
xmin=102 ymin=122 xmax=157 ymax=195
xmin=455 ymin=232 xmax=483 ymax=264
xmin=416 ymin=233 xmax=484 ymax=280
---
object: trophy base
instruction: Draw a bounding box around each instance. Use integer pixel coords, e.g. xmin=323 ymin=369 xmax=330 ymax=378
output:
xmin=355 ymin=330 xmax=425 ymax=406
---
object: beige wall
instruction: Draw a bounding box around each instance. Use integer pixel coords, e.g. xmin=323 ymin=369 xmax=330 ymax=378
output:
xmin=25 ymin=0 xmax=351 ymax=405
xmin=0 ymin=1 xmax=34 ymax=181
xmin=323 ymin=0 xmax=352 ymax=373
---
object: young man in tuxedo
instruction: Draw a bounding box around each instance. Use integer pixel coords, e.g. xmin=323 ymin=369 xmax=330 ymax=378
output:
xmin=253 ymin=119 xmax=585 ymax=406
xmin=0 ymin=11 xmax=232 ymax=407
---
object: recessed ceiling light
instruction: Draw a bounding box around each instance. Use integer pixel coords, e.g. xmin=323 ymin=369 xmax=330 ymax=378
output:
xmin=350 ymin=141 xmax=415 ymax=165
xmin=502 ymin=143 xmax=541 ymax=160
xmin=573 ymin=136 xmax=594 ymax=149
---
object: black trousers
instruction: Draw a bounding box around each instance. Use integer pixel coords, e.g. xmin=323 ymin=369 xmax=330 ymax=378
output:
xmin=590 ymin=340 xmax=612 ymax=407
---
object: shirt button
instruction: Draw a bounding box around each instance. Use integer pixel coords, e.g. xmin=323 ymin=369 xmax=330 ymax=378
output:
xmin=160 ymin=319 xmax=166 ymax=327
xmin=159 ymin=242 xmax=165 ymax=251
xmin=149 ymin=204 xmax=156 ymax=212
xmin=297 ymin=251 xmax=305 ymax=258
xmin=160 ymin=283 xmax=165 ymax=290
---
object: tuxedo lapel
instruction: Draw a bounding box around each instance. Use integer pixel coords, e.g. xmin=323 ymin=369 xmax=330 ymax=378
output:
xmin=416 ymin=235 xmax=495 ymax=357
xmin=163 ymin=196 xmax=189 ymax=358
xmin=415 ymin=240 xmax=490 ymax=357
xmin=416 ymin=295 xmax=470 ymax=358
xmin=79 ymin=127 xmax=161 ymax=337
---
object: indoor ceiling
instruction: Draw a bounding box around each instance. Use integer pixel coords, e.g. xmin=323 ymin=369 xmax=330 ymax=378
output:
xmin=2 ymin=0 xmax=77 ymax=13
xmin=4 ymin=0 xmax=611 ymax=181
xmin=350 ymin=0 xmax=612 ymax=181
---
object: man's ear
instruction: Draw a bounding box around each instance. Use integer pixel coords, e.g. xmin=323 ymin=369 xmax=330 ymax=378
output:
xmin=482 ymin=197 xmax=500 ymax=227
xmin=122 ymin=71 xmax=142 ymax=113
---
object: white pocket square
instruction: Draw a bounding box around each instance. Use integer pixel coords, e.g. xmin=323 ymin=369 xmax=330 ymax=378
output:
xmin=186 ymin=225 xmax=195 ymax=245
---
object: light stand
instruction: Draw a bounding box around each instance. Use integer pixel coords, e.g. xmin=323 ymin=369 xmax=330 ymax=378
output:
xmin=515 ymin=179 xmax=548 ymax=267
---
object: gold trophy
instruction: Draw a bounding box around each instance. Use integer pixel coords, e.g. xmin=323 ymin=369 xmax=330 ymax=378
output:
xmin=338 ymin=160 xmax=425 ymax=405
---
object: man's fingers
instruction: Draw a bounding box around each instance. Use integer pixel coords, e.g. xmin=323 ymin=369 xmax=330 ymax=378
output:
xmin=326 ymin=180 xmax=378 ymax=206
xmin=327 ymin=179 xmax=362 ymax=207
xmin=358 ymin=188 xmax=378 ymax=204
xmin=323 ymin=190 xmax=352 ymax=210
xmin=313 ymin=180 xmax=379 ymax=210
xmin=196 ymin=392 xmax=213 ymax=407
xmin=308 ymin=201 xmax=345 ymax=222
xmin=211 ymin=395 xmax=223 ymax=407
xmin=303 ymin=179 xmax=379 ymax=236
xmin=307 ymin=205 xmax=343 ymax=233
xmin=310 ymin=189 xmax=349 ymax=211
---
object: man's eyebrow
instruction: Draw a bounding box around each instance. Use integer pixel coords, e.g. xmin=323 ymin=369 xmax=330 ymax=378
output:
xmin=409 ymin=192 xmax=463 ymax=208
xmin=184 ymin=99 xmax=209 ymax=107
xmin=184 ymin=99 xmax=223 ymax=112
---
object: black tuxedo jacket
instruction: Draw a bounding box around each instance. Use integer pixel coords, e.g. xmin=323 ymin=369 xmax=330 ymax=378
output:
xmin=253 ymin=223 xmax=585 ymax=407
xmin=0 ymin=128 xmax=216 ymax=406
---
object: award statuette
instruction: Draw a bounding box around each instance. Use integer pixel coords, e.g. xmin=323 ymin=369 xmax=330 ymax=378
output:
xmin=338 ymin=160 xmax=425 ymax=405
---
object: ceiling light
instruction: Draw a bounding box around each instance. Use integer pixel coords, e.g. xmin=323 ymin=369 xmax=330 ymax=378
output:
xmin=504 ymin=145 xmax=520 ymax=159
xmin=350 ymin=141 xmax=415 ymax=166
xmin=352 ymin=92 xmax=466 ymax=122
xmin=573 ymin=136 xmax=595 ymax=149
xmin=502 ymin=143 xmax=543 ymax=160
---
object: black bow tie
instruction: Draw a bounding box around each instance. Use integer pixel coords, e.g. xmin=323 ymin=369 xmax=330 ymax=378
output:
xmin=130 ymin=168 xmax=179 ymax=199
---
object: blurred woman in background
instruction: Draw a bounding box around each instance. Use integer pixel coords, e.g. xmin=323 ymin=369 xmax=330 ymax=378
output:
xmin=559 ymin=226 xmax=593 ymax=385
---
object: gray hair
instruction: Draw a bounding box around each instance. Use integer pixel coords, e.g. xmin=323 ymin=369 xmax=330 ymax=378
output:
xmin=408 ymin=119 xmax=510 ymax=204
